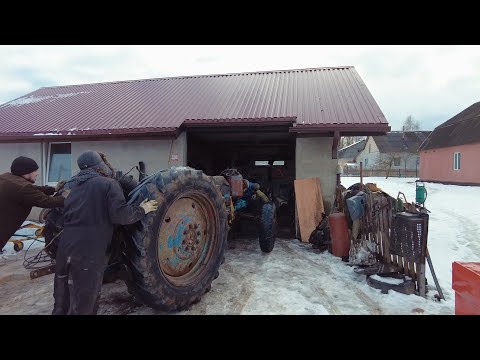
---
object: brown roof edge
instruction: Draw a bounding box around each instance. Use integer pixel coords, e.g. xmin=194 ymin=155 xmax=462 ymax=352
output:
xmin=0 ymin=127 xmax=180 ymax=143
xmin=290 ymin=123 xmax=391 ymax=135
xmin=182 ymin=117 xmax=297 ymax=127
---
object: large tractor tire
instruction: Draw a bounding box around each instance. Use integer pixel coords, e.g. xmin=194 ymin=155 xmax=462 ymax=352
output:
xmin=123 ymin=167 xmax=228 ymax=311
xmin=258 ymin=202 xmax=277 ymax=253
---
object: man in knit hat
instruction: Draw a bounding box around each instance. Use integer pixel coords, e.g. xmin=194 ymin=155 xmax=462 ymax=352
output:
xmin=0 ymin=156 xmax=65 ymax=252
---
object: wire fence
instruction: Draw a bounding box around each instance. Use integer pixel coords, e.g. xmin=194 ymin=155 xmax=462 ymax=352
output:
xmin=343 ymin=168 xmax=419 ymax=178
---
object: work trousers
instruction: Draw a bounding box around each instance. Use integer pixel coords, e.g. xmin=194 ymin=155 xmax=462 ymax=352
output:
xmin=52 ymin=255 xmax=104 ymax=315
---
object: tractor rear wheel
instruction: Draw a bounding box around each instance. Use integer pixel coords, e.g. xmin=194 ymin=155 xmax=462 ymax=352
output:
xmin=124 ymin=167 xmax=228 ymax=311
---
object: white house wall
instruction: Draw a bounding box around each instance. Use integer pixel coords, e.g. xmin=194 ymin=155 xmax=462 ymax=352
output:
xmin=355 ymin=137 xmax=420 ymax=171
xmin=355 ymin=136 xmax=378 ymax=168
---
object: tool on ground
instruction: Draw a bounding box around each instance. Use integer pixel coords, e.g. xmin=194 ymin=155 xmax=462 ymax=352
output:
xmin=426 ymin=247 xmax=444 ymax=300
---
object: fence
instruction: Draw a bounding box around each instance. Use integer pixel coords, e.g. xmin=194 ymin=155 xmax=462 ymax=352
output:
xmin=359 ymin=190 xmax=428 ymax=296
xmin=343 ymin=168 xmax=418 ymax=178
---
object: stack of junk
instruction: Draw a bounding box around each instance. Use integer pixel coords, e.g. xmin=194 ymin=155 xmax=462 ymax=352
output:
xmin=309 ymin=181 xmax=444 ymax=300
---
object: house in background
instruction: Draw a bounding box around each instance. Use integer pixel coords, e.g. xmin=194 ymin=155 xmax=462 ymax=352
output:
xmin=353 ymin=131 xmax=431 ymax=177
xmin=338 ymin=139 xmax=366 ymax=174
xmin=0 ymin=66 xmax=390 ymax=220
xmin=419 ymin=101 xmax=480 ymax=185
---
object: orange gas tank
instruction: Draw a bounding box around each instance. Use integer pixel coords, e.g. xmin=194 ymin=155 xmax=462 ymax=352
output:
xmin=328 ymin=212 xmax=350 ymax=257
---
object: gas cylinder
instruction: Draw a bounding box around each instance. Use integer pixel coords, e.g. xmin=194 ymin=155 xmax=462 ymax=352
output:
xmin=328 ymin=212 xmax=350 ymax=257
xmin=415 ymin=182 xmax=427 ymax=205
xmin=227 ymin=175 xmax=243 ymax=197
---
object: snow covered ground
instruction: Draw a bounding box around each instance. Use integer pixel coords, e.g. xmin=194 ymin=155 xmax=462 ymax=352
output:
xmin=1 ymin=176 xmax=479 ymax=315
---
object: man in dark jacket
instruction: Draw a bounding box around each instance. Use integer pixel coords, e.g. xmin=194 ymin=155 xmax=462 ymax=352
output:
xmin=52 ymin=150 xmax=157 ymax=315
xmin=0 ymin=156 xmax=64 ymax=252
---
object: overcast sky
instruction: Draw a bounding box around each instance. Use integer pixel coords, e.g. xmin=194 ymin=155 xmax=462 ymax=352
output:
xmin=0 ymin=45 xmax=479 ymax=131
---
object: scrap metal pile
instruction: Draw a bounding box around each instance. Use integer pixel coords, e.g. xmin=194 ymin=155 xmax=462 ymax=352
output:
xmin=335 ymin=182 xmax=443 ymax=299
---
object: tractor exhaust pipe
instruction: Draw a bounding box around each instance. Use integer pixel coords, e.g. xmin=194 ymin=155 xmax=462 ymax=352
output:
xmin=138 ymin=161 xmax=146 ymax=182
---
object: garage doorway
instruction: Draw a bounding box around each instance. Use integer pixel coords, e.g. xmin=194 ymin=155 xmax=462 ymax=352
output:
xmin=187 ymin=128 xmax=296 ymax=237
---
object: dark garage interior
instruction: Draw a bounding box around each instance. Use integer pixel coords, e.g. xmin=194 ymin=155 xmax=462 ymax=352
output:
xmin=186 ymin=127 xmax=296 ymax=238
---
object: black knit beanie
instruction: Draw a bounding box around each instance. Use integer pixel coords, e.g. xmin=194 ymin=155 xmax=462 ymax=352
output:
xmin=11 ymin=156 xmax=39 ymax=176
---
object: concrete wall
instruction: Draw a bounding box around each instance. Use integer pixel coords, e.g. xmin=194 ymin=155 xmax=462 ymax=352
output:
xmin=420 ymin=142 xmax=480 ymax=184
xmin=72 ymin=132 xmax=187 ymax=177
xmin=0 ymin=143 xmax=46 ymax=222
xmin=0 ymin=132 xmax=187 ymax=221
xmin=0 ymin=143 xmax=44 ymax=183
xmin=296 ymin=137 xmax=337 ymax=213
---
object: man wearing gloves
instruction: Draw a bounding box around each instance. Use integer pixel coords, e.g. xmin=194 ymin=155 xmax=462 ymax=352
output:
xmin=0 ymin=156 xmax=64 ymax=253
xmin=52 ymin=150 xmax=158 ymax=315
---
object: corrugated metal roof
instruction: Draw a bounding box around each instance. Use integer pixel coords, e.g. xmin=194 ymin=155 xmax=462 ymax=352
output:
xmin=0 ymin=66 xmax=390 ymax=140
xmin=373 ymin=131 xmax=431 ymax=153
xmin=338 ymin=139 xmax=366 ymax=160
xmin=420 ymin=102 xmax=480 ymax=151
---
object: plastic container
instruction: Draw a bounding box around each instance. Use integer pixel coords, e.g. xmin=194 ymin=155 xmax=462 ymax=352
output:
xmin=227 ymin=175 xmax=243 ymax=198
xmin=328 ymin=212 xmax=350 ymax=257
xmin=452 ymin=262 xmax=480 ymax=315
xmin=415 ymin=182 xmax=427 ymax=204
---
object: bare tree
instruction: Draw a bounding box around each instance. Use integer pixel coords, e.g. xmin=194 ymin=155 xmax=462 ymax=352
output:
xmin=375 ymin=153 xmax=400 ymax=179
xmin=403 ymin=115 xmax=420 ymax=131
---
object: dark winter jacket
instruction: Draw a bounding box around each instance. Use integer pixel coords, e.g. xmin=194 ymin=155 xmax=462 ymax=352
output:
xmin=58 ymin=176 xmax=145 ymax=265
xmin=0 ymin=172 xmax=64 ymax=248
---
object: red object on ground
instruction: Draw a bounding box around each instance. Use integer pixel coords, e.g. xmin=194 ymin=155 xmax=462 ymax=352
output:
xmin=328 ymin=212 xmax=350 ymax=257
xmin=452 ymin=262 xmax=480 ymax=315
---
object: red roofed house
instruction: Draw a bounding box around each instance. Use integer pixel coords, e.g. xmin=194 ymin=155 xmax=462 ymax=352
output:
xmin=0 ymin=66 xmax=390 ymax=224
xmin=419 ymin=101 xmax=480 ymax=185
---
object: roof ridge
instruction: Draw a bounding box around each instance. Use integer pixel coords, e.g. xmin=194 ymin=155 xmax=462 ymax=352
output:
xmin=41 ymin=66 xmax=356 ymax=90
xmin=437 ymin=113 xmax=480 ymax=129
xmin=339 ymin=138 xmax=365 ymax=151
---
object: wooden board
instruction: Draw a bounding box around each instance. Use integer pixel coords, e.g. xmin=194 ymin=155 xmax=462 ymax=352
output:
xmin=294 ymin=178 xmax=325 ymax=242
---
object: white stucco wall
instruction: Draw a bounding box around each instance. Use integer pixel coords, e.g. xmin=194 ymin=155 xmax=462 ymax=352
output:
xmin=296 ymin=137 xmax=337 ymax=213
xmin=72 ymin=132 xmax=187 ymax=177
xmin=0 ymin=143 xmax=44 ymax=183
xmin=355 ymin=136 xmax=379 ymax=169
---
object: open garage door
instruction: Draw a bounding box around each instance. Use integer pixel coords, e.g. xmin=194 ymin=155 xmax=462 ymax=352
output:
xmin=187 ymin=128 xmax=296 ymax=237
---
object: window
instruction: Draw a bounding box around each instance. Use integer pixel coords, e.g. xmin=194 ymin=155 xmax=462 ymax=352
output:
xmin=454 ymin=152 xmax=461 ymax=170
xmin=255 ymin=160 xmax=285 ymax=166
xmin=369 ymin=144 xmax=371 ymax=153
xmin=255 ymin=161 xmax=269 ymax=166
xmin=364 ymin=158 xmax=368 ymax=167
xmin=47 ymin=143 xmax=71 ymax=184
xmin=394 ymin=157 xmax=401 ymax=166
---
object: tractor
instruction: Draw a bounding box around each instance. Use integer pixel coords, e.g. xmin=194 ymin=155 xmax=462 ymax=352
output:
xmin=41 ymin=166 xmax=277 ymax=311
